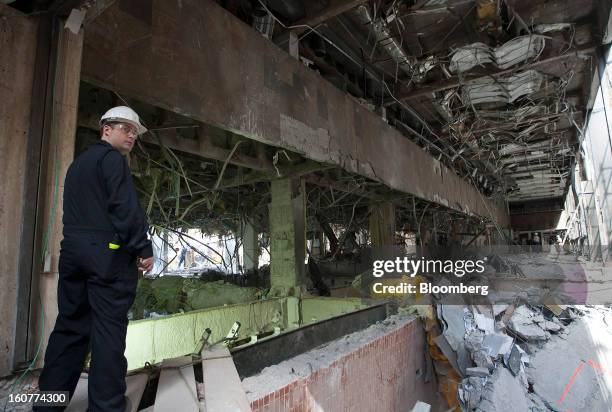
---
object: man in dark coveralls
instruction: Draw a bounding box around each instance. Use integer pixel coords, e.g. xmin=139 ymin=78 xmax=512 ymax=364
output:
xmin=35 ymin=106 xmax=154 ymax=411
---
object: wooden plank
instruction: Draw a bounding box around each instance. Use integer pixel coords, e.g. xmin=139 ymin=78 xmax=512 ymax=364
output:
xmin=201 ymin=346 xmax=252 ymax=412
xmin=155 ymin=356 xmax=199 ymax=412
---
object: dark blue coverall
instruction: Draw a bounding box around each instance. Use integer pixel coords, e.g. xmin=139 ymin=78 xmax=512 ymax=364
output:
xmin=35 ymin=140 xmax=152 ymax=411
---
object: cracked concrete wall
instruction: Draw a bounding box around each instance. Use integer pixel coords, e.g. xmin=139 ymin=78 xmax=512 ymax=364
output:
xmin=81 ymin=0 xmax=509 ymax=226
xmin=0 ymin=6 xmax=38 ymax=377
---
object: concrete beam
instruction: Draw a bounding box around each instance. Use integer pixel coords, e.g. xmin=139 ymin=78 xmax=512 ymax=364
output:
xmin=81 ymin=0 xmax=509 ymax=226
xmin=298 ymin=0 xmax=367 ymax=27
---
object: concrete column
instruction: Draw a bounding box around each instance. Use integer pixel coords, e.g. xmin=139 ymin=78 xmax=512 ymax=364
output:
xmin=369 ymin=201 xmax=396 ymax=247
xmin=268 ymin=178 xmax=306 ymax=297
xmin=242 ymin=220 xmax=259 ymax=272
xmin=34 ymin=26 xmax=84 ymax=367
xmin=0 ymin=5 xmax=39 ymax=376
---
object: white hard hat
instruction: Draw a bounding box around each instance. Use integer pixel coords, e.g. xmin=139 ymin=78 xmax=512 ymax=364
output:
xmin=100 ymin=106 xmax=147 ymax=135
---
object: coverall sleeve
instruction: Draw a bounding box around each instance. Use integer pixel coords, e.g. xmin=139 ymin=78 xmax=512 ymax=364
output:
xmin=100 ymin=150 xmax=153 ymax=258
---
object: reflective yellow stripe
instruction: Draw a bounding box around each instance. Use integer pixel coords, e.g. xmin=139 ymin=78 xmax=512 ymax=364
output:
xmin=108 ymin=243 xmax=120 ymax=250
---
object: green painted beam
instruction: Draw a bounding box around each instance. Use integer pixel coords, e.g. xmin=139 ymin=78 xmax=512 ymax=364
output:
xmin=124 ymin=296 xmax=370 ymax=370
xmin=301 ymin=297 xmax=367 ymax=324
xmin=125 ymin=299 xmax=283 ymax=370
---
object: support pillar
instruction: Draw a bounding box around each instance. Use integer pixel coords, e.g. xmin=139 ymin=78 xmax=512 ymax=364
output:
xmin=369 ymin=201 xmax=396 ymax=247
xmin=242 ymin=220 xmax=259 ymax=272
xmin=34 ymin=25 xmax=84 ymax=367
xmin=0 ymin=4 xmax=39 ymax=375
xmin=369 ymin=201 xmax=396 ymax=266
xmin=269 ymin=178 xmax=306 ymax=297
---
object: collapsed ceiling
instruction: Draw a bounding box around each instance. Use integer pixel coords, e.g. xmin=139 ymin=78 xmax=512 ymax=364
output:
xmin=54 ymin=0 xmax=605 ymax=238
xmin=224 ymin=0 xmax=598 ymax=206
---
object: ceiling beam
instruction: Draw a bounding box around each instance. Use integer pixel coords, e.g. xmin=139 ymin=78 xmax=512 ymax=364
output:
xmin=274 ymin=0 xmax=367 ymax=45
xmin=81 ymin=0 xmax=509 ymax=226
xmin=297 ymin=0 xmax=367 ymax=28
xmin=77 ymin=111 xmax=274 ymax=171
xmin=217 ymin=161 xmax=332 ymax=190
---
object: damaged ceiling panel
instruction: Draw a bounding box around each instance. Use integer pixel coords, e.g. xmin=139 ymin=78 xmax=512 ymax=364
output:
xmin=461 ymin=70 xmax=545 ymax=105
xmin=75 ymin=0 xmax=601 ymax=229
xmin=449 ymin=35 xmax=546 ymax=74
xmin=203 ymin=0 xmax=601 ymax=210
xmin=260 ymin=0 xmax=598 ymax=206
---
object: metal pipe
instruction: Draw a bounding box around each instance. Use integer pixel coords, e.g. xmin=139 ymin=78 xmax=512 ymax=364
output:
xmin=353 ymin=5 xmax=416 ymax=77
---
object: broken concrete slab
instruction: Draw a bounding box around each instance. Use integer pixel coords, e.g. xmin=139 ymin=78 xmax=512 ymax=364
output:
xmin=410 ymin=400 xmax=431 ymax=412
xmin=476 ymin=367 xmax=530 ymax=412
xmin=433 ymin=334 xmax=462 ymax=375
xmin=459 ymin=376 xmax=486 ymax=410
xmin=438 ymin=305 xmax=471 ymax=375
xmin=508 ymin=321 xmax=546 ymax=341
xmin=474 ymin=313 xmax=495 ymax=334
xmin=492 ymin=304 xmax=509 ymax=317
xmin=472 ymin=349 xmax=495 ymax=371
xmin=464 ymin=329 xmax=485 ymax=352
xmin=466 ymin=367 xmax=490 ymax=378
xmin=482 ymin=333 xmax=513 ymax=358
xmin=438 ymin=305 xmax=467 ymax=351
xmin=539 ymin=320 xmax=562 ymax=332
xmin=508 ymin=307 xmax=548 ymax=341
xmin=505 ymin=345 xmax=522 ymax=376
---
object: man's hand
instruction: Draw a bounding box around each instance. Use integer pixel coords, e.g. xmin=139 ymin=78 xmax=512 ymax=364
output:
xmin=138 ymin=257 xmax=154 ymax=273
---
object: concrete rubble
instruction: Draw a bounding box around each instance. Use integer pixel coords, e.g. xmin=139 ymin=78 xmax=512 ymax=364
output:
xmin=432 ymin=301 xmax=612 ymax=411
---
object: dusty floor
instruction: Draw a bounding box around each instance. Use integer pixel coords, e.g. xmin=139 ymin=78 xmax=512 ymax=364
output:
xmin=0 ymin=370 xmax=40 ymax=411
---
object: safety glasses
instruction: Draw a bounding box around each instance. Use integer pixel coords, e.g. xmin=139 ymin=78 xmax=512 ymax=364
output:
xmin=113 ymin=122 xmax=138 ymax=137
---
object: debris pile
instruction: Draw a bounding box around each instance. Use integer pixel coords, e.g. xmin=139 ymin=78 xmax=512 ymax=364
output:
xmin=429 ymin=302 xmax=576 ymax=411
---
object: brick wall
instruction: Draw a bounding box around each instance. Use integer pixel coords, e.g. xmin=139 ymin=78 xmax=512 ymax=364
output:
xmin=248 ymin=318 xmax=439 ymax=412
